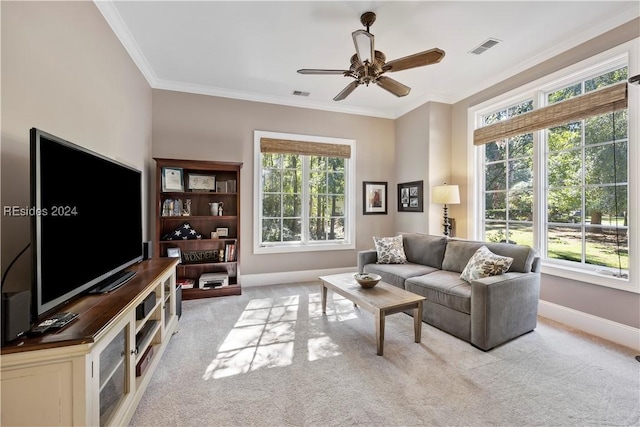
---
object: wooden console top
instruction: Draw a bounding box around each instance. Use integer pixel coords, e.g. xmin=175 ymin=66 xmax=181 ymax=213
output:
xmin=1 ymin=258 xmax=178 ymax=355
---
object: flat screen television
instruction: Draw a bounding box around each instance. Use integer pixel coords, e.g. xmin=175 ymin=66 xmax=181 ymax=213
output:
xmin=30 ymin=128 xmax=143 ymax=320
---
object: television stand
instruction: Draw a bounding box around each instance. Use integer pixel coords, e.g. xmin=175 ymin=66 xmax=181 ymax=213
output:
xmin=89 ymin=270 xmax=136 ymax=294
xmin=0 ymin=258 xmax=180 ymax=426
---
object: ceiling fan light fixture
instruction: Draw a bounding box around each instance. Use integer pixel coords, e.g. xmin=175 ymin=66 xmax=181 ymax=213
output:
xmin=297 ymin=11 xmax=445 ymax=101
xmin=352 ymin=29 xmax=374 ymax=64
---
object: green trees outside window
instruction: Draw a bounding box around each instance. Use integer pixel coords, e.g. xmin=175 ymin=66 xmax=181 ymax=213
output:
xmin=261 ymin=153 xmax=347 ymax=245
xmin=483 ymin=100 xmax=534 ymax=247
xmin=481 ymin=66 xmax=629 ymax=271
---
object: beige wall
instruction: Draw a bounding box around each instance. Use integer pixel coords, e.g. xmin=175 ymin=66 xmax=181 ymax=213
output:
xmin=449 ymin=18 xmax=640 ymax=328
xmin=151 ymin=89 xmax=395 ymax=275
xmin=1 ymin=1 xmax=152 ymax=292
xmin=427 ymin=102 xmax=453 ymax=235
xmin=394 ymin=103 xmax=430 ymax=233
xmin=394 ymin=102 xmax=452 ymax=235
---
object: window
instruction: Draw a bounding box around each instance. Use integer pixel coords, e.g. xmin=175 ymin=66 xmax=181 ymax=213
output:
xmin=472 ymin=43 xmax=637 ymax=291
xmin=254 ymin=131 xmax=356 ymax=254
xmin=545 ymin=67 xmax=628 ymax=271
xmin=483 ymin=100 xmax=534 ymax=247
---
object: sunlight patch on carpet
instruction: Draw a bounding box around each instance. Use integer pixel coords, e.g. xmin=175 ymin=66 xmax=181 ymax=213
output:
xmin=308 ymin=292 xmax=358 ymax=322
xmin=308 ymin=336 xmax=341 ymax=361
xmin=203 ymin=293 xmax=342 ymax=380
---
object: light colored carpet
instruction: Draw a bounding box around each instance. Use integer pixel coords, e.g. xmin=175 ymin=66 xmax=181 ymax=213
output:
xmin=130 ymin=282 xmax=640 ymax=427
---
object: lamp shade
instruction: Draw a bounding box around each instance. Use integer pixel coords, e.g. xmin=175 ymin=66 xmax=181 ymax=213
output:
xmin=432 ymin=184 xmax=460 ymax=205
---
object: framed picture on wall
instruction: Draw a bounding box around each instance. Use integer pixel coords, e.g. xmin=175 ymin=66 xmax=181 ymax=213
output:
xmin=363 ymin=181 xmax=387 ymax=215
xmin=398 ymin=180 xmax=423 ymax=212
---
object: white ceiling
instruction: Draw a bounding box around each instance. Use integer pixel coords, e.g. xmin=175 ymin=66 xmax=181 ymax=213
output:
xmin=96 ymin=1 xmax=639 ymax=119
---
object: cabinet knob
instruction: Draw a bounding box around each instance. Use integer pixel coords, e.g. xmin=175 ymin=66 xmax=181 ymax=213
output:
xmin=131 ymin=348 xmax=138 ymax=355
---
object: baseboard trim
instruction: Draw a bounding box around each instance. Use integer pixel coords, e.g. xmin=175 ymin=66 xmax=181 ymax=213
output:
xmin=240 ymin=267 xmax=357 ymax=288
xmin=538 ymin=300 xmax=640 ymax=351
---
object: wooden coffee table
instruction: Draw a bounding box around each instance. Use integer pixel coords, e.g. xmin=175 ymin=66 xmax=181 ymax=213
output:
xmin=319 ymin=272 xmax=426 ymax=356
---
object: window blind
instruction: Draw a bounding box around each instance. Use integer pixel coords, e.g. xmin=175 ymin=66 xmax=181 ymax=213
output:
xmin=260 ymin=137 xmax=351 ymax=158
xmin=473 ymin=82 xmax=628 ymax=146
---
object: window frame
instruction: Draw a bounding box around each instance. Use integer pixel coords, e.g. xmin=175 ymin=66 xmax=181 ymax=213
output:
xmin=253 ymin=130 xmax=356 ymax=254
xmin=468 ymin=39 xmax=639 ymax=293
xmin=481 ymin=99 xmax=536 ymax=248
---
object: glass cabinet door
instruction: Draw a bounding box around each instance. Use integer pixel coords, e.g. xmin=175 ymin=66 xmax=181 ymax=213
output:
xmin=163 ymin=275 xmax=174 ymax=329
xmin=96 ymin=315 xmax=133 ymax=426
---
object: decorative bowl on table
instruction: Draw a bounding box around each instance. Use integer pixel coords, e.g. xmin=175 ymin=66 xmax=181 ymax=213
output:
xmin=353 ymin=273 xmax=381 ymax=288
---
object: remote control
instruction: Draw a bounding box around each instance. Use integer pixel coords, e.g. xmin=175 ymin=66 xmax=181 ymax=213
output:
xmin=29 ymin=318 xmax=57 ymax=335
xmin=50 ymin=312 xmax=79 ymax=329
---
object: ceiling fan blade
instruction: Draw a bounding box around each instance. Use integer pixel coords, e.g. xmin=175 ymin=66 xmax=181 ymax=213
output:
xmin=383 ymin=48 xmax=445 ymax=72
xmin=333 ymin=80 xmax=359 ymax=101
xmin=376 ymin=76 xmax=410 ymax=97
xmin=297 ymin=69 xmax=349 ymax=75
xmin=352 ymin=29 xmax=375 ymax=64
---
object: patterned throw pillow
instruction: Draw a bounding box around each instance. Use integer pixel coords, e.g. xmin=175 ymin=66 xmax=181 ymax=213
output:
xmin=460 ymin=246 xmax=513 ymax=282
xmin=162 ymin=222 xmax=203 ymax=241
xmin=373 ymin=235 xmax=407 ymax=264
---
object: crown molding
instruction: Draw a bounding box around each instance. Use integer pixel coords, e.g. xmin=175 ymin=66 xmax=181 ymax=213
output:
xmin=93 ymin=0 xmax=158 ymax=87
xmin=95 ymin=1 xmax=639 ymax=119
xmin=154 ymin=79 xmax=399 ymax=119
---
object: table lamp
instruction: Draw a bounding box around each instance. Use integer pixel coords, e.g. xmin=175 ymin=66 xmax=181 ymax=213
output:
xmin=432 ymin=183 xmax=460 ymax=236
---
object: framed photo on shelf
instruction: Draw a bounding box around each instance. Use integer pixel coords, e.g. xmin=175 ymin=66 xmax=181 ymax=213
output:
xmin=188 ymin=174 xmax=215 ymax=192
xmin=161 ymin=167 xmax=184 ymax=192
xmin=363 ymin=181 xmax=387 ymax=215
xmin=216 ymin=181 xmax=227 ymax=193
xmin=166 ymin=247 xmax=182 ymax=263
xmin=398 ymin=180 xmax=424 ymax=212
xmin=216 ymin=227 xmax=229 ymax=237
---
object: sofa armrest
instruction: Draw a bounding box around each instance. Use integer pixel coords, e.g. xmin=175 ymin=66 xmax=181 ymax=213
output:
xmin=470 ymin=272 xmax=540 ymax=351
xmin=357 ymin=250 xmax=378 ymax=273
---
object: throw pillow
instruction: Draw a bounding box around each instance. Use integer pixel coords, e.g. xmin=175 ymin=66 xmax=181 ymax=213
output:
xmin=373 ymin=235 xmax=407 ymax=264
xmin=460 ymin=245 xmax=513 ymax=282
xmin=162 ymin=222 xmax=203 ymax=241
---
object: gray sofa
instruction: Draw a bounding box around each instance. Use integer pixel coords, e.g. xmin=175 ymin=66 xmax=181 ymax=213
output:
xmin=358 ymin=233 xmax=541 ymax=351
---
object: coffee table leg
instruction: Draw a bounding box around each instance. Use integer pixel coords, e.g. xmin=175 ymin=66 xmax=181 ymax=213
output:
xmin=414 ymin=302 xmax=423 ymax=343
xmin=375 ymin=310 xmax=385 ymax=356
xmin=321 ymin=283 xmax=328 ymax=314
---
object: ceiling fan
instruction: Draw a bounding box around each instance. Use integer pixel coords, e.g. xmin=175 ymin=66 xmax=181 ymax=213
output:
xmin=297 ymin=11 xmax=445 ymax=101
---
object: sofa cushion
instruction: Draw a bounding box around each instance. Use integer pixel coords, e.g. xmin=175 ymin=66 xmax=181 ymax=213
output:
xmin=460 ymin=246 xmax=513 ymax=282
xmin=405 ymin=271 xmax=472 ymax=314
xmin=363 ymin=263 xmax=438 ymax=289
xmin=373 ymin=235 xmax=407 ymax=264
xmin=401 ymin=233 xmax=447 ymax=269
xmin=442 ymin=239 xmax=535 ymax=273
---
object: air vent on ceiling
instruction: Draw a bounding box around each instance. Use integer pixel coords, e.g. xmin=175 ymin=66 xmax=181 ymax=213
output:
xmin=292 ymin=90 xmax=310 ymax=97
xmin=469 ymin=38 xmax=501 ymax=55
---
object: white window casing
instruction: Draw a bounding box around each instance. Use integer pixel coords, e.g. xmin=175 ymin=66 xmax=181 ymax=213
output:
xmin=468 ymin=39 xmax=639 ymax=293
xmin=253 ymin=130 xmax=356 ymax=255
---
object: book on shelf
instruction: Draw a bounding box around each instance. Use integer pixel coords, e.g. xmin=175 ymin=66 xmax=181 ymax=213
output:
xmin=224 ymin=243 xmax=236 ymax=262
xmin=176 ymin=278 xmax=195 ymax=289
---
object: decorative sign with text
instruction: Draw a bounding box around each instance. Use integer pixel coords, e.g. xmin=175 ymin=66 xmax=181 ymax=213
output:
xmin=181 ymin=250 xmax=217 ymax=264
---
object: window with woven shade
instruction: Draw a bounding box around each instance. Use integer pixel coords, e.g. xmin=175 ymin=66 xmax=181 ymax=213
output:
xmin=472 ymin=47 xmax=637 ymax=290
xmin=254 ymin=131 xmax=356 ymax=254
